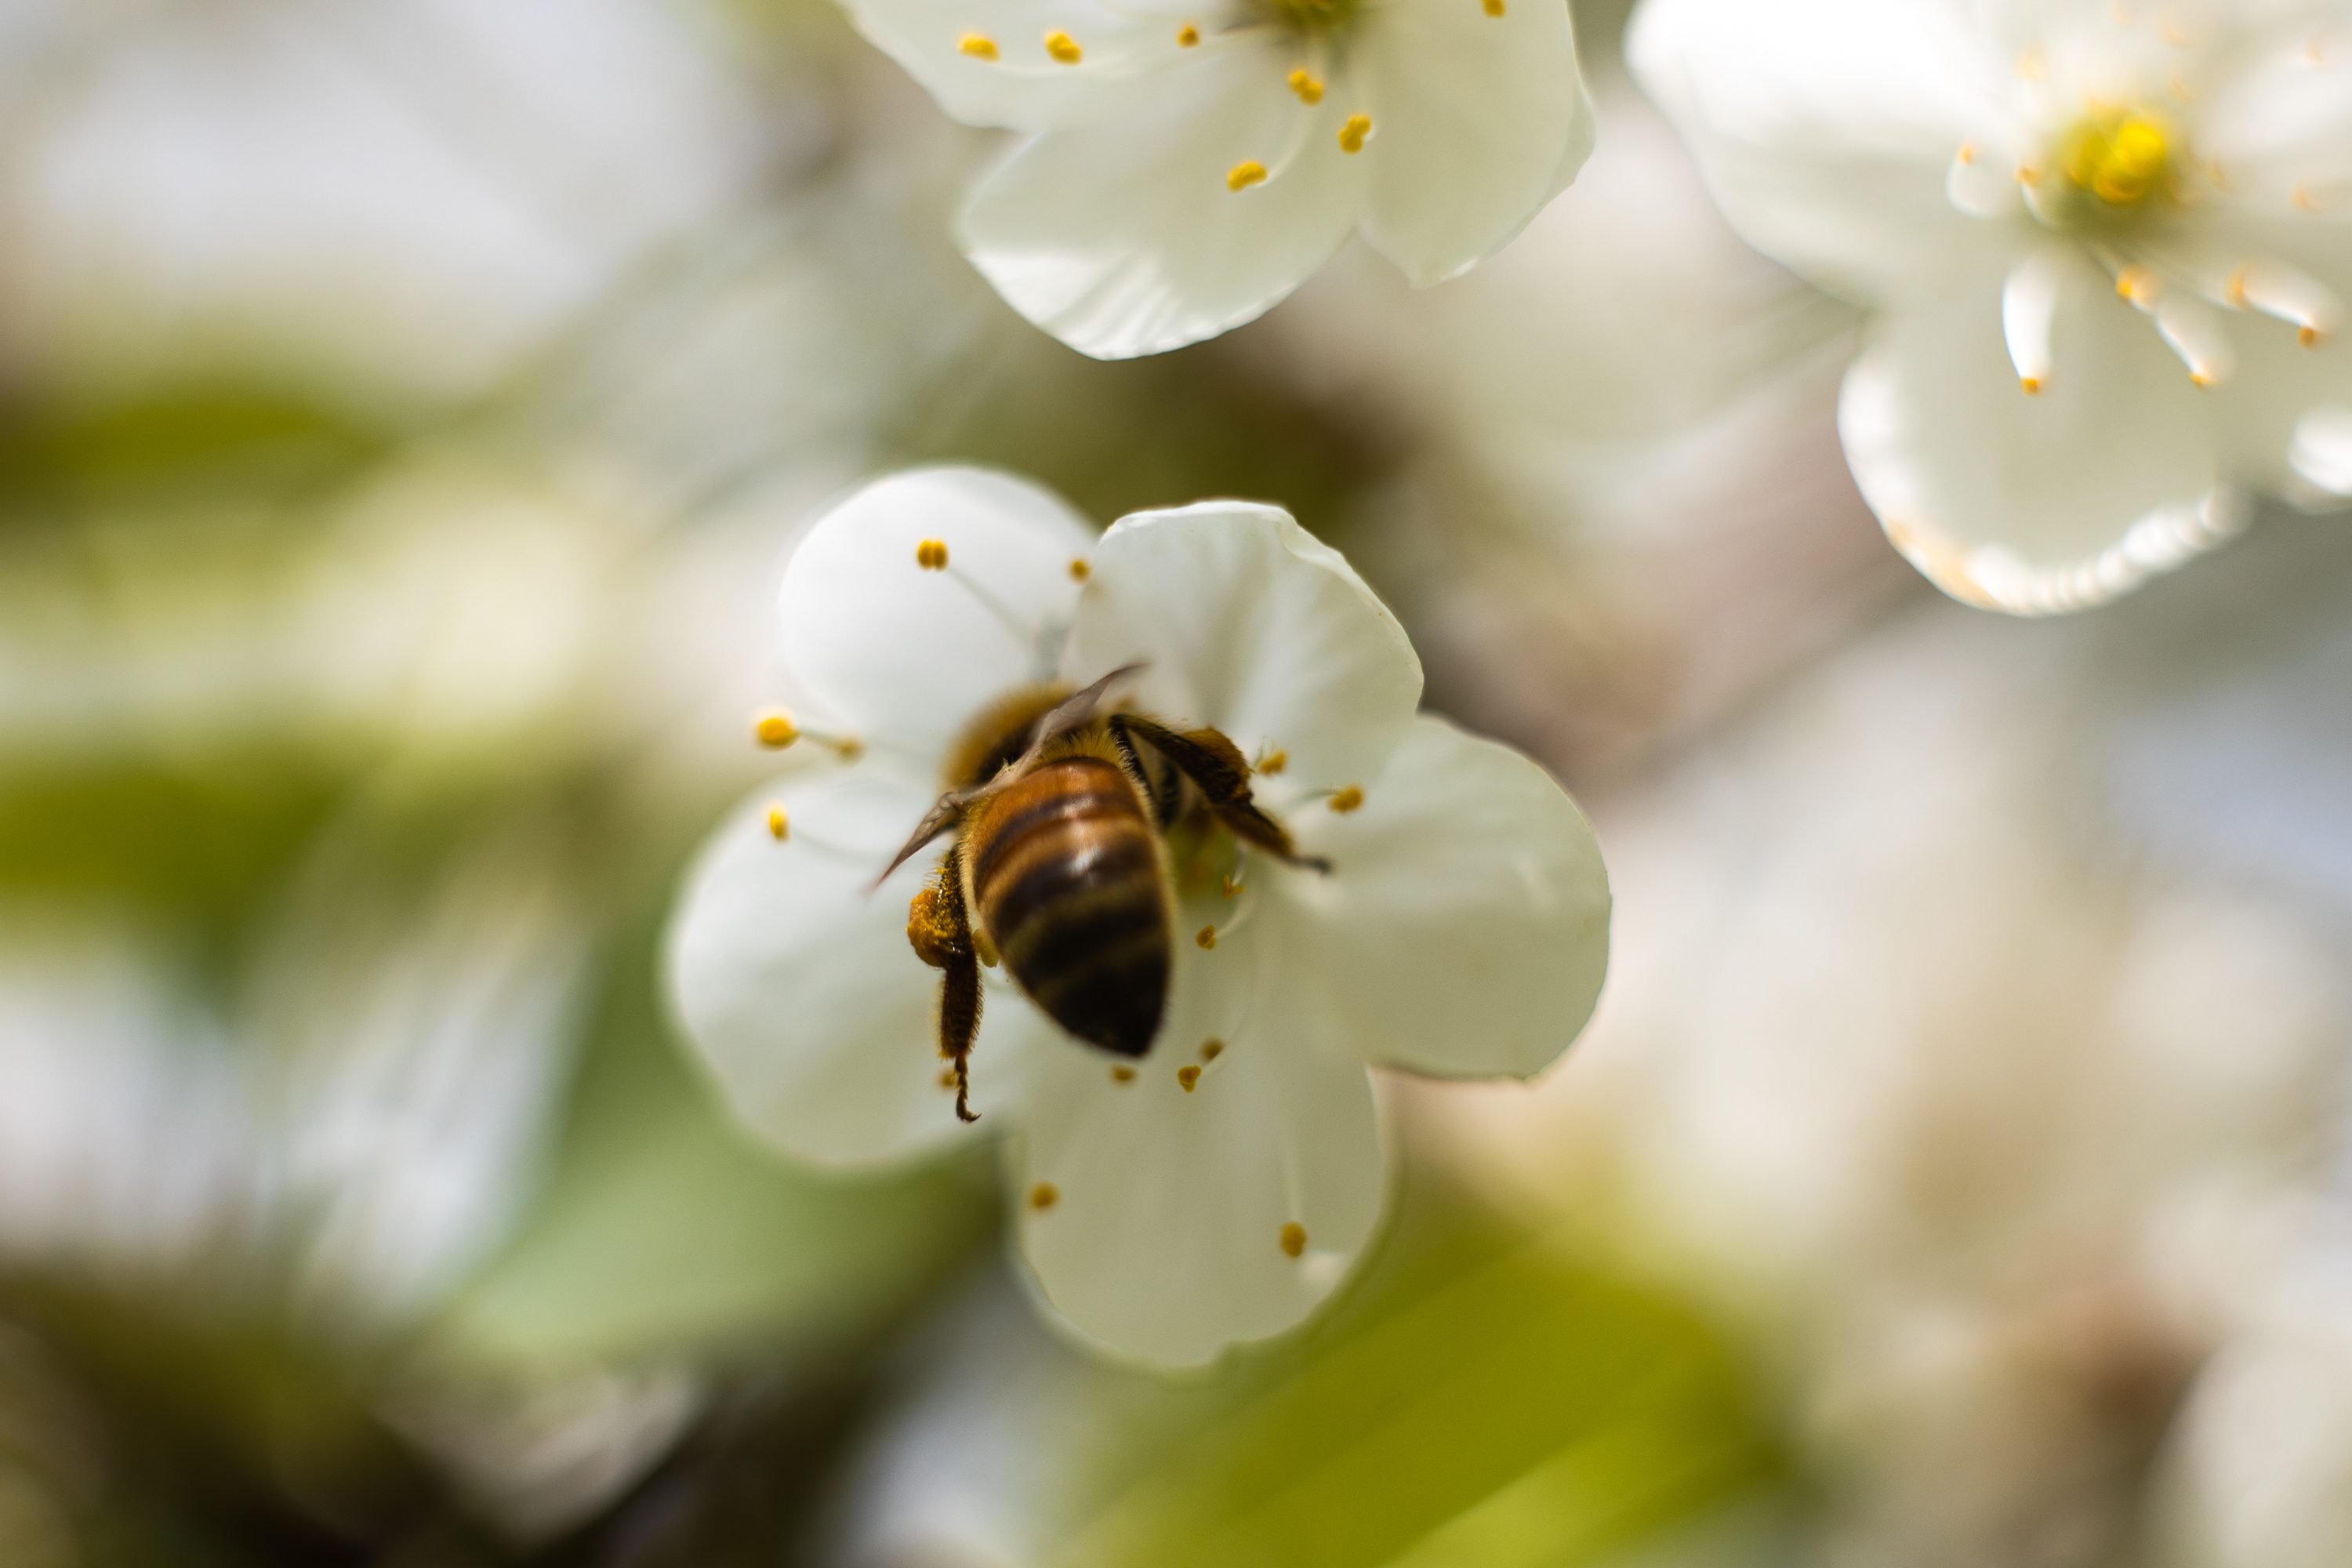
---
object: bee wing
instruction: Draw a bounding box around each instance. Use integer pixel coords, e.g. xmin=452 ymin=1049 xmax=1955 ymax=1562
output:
xmin=1003 ymin=662 xmax=1145 ymax=775
xmin=873 ymin=792 xmax=967 ymax=890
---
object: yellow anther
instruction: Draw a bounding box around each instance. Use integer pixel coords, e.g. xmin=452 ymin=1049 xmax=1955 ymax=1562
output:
xmin=1068 ymin=557 xmax=1091 ymax=582
xmin=766 ymin=804 xmax=790 ymax=841
xmin=1279 ymin=1222 xmax=1308 ymax=1258
xmin=1338 ymin=114 xmax=1372 ymax=154
xmin=1201 ymin=1038 xmax=1225 ymax=1062
xmin=834 ymin=736 xmax=866 ymax=762
xmin=957 ymin=32 xmax=999 ymax=59
xmin=1288 ymin=68 xmax=1324 ymax=104
xmin=2190 ymin=369 xmax=2219 ymax=388
xmin=1196 ymin=925 xmax=1218 ymax=950
xmin=1482 ymin=0 xmax=1504 ymax=16
xmin=755 ymin=711 xmax=800 ymax=749
xmin=1957 ymin=143 xmax=1977 ymax=165
xmin=1329 ymin=785 xmax=1365 ymax=814
xmin=2226 ymin=267 xmax=2250 ymax=307
xmin=2116 ymin=265 xmax=2162 ymax=306
xmin=2020 ymin=376 xmax=2045 ymax=396
xmin=1258 ymin=748 xmax=1288 ymax=775
xmin=1177 ymin=22 xmax=1200 ymax=45
xmin=2302 ymin=325 xmax=2327 ymax=347
xmin=916 ymin=538 xmax=949 ymax=570
xmin=1029 ymin=1182 xmax=1060 ymax=1211
xmin=1227 ymin=160 xmax=1269 ymax=192
xmin=1177 ymin=1065 xmax=1202 ymax=1092
xmin=1044 ymin=29 xmax=1082 ymax=64
xmin=1220 ymin=873 xmax=1243 ymax=899
xmin=2065 ymin=112 xmax=2172 ymax=210
xmin=1111 ymin=1064 xmax=1137 ymax=1084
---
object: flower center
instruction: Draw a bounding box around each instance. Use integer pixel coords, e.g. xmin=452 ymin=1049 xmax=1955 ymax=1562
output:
xmin=1263 ymin=0 xmax=1358 ymax=30
xmin=2060 ymin=111 xmax=2173 ymax=215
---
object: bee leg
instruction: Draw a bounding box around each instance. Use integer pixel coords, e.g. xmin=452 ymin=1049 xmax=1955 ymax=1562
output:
xmin=908 ymin=847 xmax=984 ymax=1123
xmin=1113 ymin=715 xmax=1332 ymax=874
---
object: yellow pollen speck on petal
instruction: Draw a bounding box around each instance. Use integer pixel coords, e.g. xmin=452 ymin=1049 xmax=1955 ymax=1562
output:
xmin=755 ymin=711 xmax=800 ymax=749
xmin=1029 ymin=1182 xmax=1059 ymax=1211
xmin=1196 ymin=925 xmax=1218 ymax=950
xmin=1178 ymin=22 xmax=1200 ymax=45
xmin=916 ymin=538 xmax=949 ymax=570
xmin=1338 ymin=114 xmax=1372 ymax=154
xmin=1329 ymin=786 xmax=1365 ymax=814
xmin=1258 ymin=748 xmax=1288 ymax=775
xmin=1044 ymin=29 xmax=1082 ymax=64
xmin=1201 ymin=1038 xmax=1225 ymax=1062
xmin=1068 ymin=557 xmax=1091 ymax=582
xmin=957 ymin=32 xmax=999 ymax=59
xmin=1112 ymin=1064 xmax=1137 ymax=1084
xmin=766 ymin=804 xmax=790 ymax=840
xmin=2020 ymin=376 xmax=2045 ymax=396
xmin=1178 ymin=1065 xmax=1202 ymax=1092
xmin=1228 ymin=160 xmax=1269 ymax=192
xmin=1289 ymin=68 xmax=1324 ymax=104
xmin=1280 ymin=1222 xmax=1308 ymax=1258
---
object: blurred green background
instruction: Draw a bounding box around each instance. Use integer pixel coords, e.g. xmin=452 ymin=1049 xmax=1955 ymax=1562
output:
xmin=5 ymin=1 xmax=2352 ymax=1565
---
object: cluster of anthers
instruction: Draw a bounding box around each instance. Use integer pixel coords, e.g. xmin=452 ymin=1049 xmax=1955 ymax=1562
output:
xmin=947 ymin=0 xmax=1515 ymax=201
xmin=1958 ymin=34 xmax=2343 ymax=398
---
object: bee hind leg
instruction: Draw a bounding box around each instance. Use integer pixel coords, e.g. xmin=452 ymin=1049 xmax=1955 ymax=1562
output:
xmin=1112 ymin=714 xmax=1331 ymax=874
xmin=908 ymin=848 xmax=985 ymax=1123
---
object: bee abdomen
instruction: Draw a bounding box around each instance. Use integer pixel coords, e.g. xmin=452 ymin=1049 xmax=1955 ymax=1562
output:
xmin=971 ymin=759 xmax=1169 ymax=1058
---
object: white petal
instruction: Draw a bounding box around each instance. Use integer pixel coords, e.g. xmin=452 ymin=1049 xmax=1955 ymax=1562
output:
xmin=2003 ymin=245 xmax=2069 ymax=390
xmin=667 ymin=761 xmax=1054 ymax=1169
xmin=1628 ymin=0 xmax=2012 ymax=299
xmin=1258 ymin=716 xmax=1608 ymax=1080
xmin=1062 ymin=502 xmax=1422 ymax=790
xmin=841 ymin=0 xmax=1202 ymax=132
xmin=957 ymin=42 xmax=1368 ymax=359
xmin=1352 ymin=0 xmax=1594 ymax=287
xmin=1006 ymin=931 xmax=1386 ymax=1367
xmin=2291 ymin=406 xmax=2352 ymax=497
xmin=777 ymin=469 xmax=1096 ymax=774
xmin=2203 ymin=293 xmax=2352 ymax=507
xmin=1838 ymin=258 xmax=2239 ymax=615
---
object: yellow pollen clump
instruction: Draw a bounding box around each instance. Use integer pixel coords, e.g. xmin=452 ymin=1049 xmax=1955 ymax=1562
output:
xmin=1338 ymin=114 xmax=1372 ymax=154
xmin=1228 ymin=160 xmax=1269 ymax=192
xmin=1280 ymin=1222 xmax=1308 ymax=1258
xmin=1196 ymin=925 xmax=1218 ymax=950
xmin=1289 ymin=68 xmax=1324 ymax=104
xmin=1068 ymin=557 xmax=1091 ymax=582
xmin=957 ymin=32 xmax=999 ymax=59
xmin=1029 ymin=1182 xmax=1060 ymax=1210
xmin=2066 ymin=112 xmax=2172 ymax=210
xmin=1178 ymin=1065 xmax=1202 ymax=1092
xmin=1112 ymin=1064 xmax=1137 ymax=1084
xmin=1329 ymin=786 xmax=1365 ymax=814
xmin=755 ymin=711 xmax=800 ymax=749
xmin=1044 ymin=29 xmax=1082 ymax=64
xmin=1201 ymin=1038 xmax=1225 ymax=1062
xmin=1177 ymin=22 xmax=1200 ymax=45
xmin=916 ymin=538 xmax=949 ymax=570
xmin=766 ymin=804 xmax=790 ymax=841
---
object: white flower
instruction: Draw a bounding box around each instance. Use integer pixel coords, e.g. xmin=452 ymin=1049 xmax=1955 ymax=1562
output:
xmin=665 ymin=467 xmax=1610 ymax=1365
xmin=844 ymin=0 xmax=1596 ymax=359
xmin=1629 ymin=0 xmax=2352 ymax=614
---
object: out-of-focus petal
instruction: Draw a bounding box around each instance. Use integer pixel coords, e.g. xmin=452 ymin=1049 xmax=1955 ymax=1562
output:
xmin=1838 ymin=261 xmax=2238 ymax=614
xmin=957 ymin=42 xmax=1368 ymax=358
xmin=843 ymin=0 xmax=1206 ymax=132
xmin=1354 ymin=0 xmax=1592 ymax=286
xmin=1063 ymin=502 xmax=1422 ymax=791
xmin=778 ymin=469 xmax=1096 ymax=775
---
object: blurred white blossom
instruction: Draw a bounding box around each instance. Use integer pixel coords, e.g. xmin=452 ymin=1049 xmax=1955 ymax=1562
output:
xmin=1632 ymin=0 xmax=2352 ymax=613
xmin=668 ymin=468 xmax=1609 ymax=1365
xmin=848 ymin=0 xmax=1595 ymax=358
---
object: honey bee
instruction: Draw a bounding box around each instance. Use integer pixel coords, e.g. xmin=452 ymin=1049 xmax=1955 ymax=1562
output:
xmin=880 ymin=666 xmax=1327 ymax=1122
